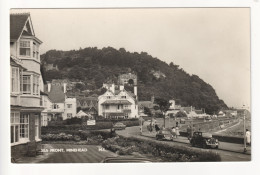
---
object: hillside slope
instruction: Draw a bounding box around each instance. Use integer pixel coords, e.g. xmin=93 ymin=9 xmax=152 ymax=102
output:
xmin=40 ymin=47 xmax=228 ymax=114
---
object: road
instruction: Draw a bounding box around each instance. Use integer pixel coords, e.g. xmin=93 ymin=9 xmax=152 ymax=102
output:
xmin=116 ymin=126 xmax=251 ymax=162
xmin=15 ymin=144 xmax=117 ymax=163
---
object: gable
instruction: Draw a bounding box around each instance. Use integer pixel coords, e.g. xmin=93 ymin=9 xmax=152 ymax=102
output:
xmin=10 ymin=13 xmax=35 ymax=41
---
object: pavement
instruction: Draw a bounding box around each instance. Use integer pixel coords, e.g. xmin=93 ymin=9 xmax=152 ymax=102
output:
xmin=141 ymin=130 xmax=251 ymax=155
xmin=14 ymin=144 xmax=117 ymax=163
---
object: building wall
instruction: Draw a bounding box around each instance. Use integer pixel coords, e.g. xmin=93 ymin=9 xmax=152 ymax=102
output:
xmin=98 ymin=90 xmax=138 ymax=118
xmin=20 ymin=96 xmax=41 ymax=107
xmin=64 ymin=98 xmax=77 ymax=120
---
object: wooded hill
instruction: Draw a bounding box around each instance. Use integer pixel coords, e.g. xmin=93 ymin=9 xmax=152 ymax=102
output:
xmin=40 ymin=47 xmax=228 ymax=114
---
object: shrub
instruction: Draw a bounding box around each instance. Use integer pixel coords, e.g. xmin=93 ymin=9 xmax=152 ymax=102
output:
xmin=102 ymin=136 xmax=221 ymax=162
xmin=64 ymin=117 xmax=83 ymax=125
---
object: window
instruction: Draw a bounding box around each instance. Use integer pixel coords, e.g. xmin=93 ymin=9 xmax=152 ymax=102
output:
xmin=124 ymin=105 xmax=129 ymax=109
xmin=121 ymin=96 xmax=126 ymax=99
xmin=67 ymin=113 xmax=72 ymax=118
xmin=11 ymin=112 xmax=20 ymax=143
xmin=67 ymin=104 xmax=72 ymax=108
xmin=33 ymin=75 xmax=39 ymax=95
xmin=20 ymin=114 xmax=29 ymax=139
xmin=35 ymin=115 xmax=39 ymax=139
xmin=20 ymin=40 xmax=30 ymax=56
xmin=22 ymin=75 xmax=39 ymax=95
xmin=11 ymin=67 xmax=19 ymax=93
xmin=22 ymin=75 xmax=31 ymax=94
xmin=33 ymin=42 xmax=39 ymax=59
xmin=105 ymin=105 xmax=109 ymax=110
xmin=53 ymin=104 xmax=59 ymax=109
xmin=107 ymin=96 xmax=111 ymax=99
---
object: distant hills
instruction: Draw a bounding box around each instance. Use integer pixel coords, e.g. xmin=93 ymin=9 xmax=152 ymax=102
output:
xmin=40 ymin=47 xmax=228 ymax=114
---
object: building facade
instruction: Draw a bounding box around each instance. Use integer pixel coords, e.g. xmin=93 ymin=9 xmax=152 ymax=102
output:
xmin=98 ymin=85 xmax=138 ymax=119
xmin=10 ymin=13 xmax=44 ymax=158
xmin=43 ymin=80 xmax=77 ymax=121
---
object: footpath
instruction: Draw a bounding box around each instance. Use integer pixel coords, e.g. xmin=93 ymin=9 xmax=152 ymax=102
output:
xmin=141 ymin=131 xmax=251 ymax=155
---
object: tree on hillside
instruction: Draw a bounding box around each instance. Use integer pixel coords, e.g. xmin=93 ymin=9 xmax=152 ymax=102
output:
xmin=154 ymin=98 xmax=171 ymax=127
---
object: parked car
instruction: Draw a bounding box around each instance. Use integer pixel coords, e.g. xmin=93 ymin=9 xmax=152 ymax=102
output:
xmin=112 ymin=122 xmax=126 ymax=130
xmin=101 ymin=156 xmax=152 ymax=163
xmin=190 ymin=132 xmax=219 ymax=149
xmin=156 ymin=129 xmax=174 ymax=141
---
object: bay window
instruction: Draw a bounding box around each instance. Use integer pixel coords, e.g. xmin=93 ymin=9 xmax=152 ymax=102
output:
xmin=22 ymin=75 xmax=31 ymax=94
xmin=33 ymin=42 xmax=39 ymax=60
xmin=11 ymin=67 xmax=19 ymax=93
xmin=11 ymin=112 xmax=20 ymax=143
xmin=20 ymin=40 xmax=31 ymax=56
xmin=33 ymin=75 xmax=39 ymax=95
xmin=20 ymin=114 xmax=29 ymax=139
xmin=22 ymin=74 xmax=39 ymax=95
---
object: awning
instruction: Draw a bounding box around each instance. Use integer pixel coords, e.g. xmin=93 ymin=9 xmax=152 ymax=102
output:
xmin=101 ymin=100 xmax=132 ymax=105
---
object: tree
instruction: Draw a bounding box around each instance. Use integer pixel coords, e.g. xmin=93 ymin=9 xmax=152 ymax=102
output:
xmin=144 ymin=107 xmax=152 ymax=117
xmin=175 ymin=111 xmax=187 ymax=118
xmin=154 ymin=98 xmax=171 ymax=127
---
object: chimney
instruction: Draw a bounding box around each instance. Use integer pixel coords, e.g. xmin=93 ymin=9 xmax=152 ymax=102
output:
xmin=63 ymin=83 xmax=67 ymax=93
xmin=111 ymin=84 xmax=115 ymax=93
xmin=47 ymin=82 xmax=51 ymax=92
xmin=120 ymin=84 xmax=124 ymax=91
xmin=151 ymin=95 xmax=154 ymax=103
xmin=134 ymin=86 xmax=137 ymax=96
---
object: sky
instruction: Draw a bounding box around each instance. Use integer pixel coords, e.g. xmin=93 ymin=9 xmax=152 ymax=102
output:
xmin=11 ymin=8 xmax=250 ymax=108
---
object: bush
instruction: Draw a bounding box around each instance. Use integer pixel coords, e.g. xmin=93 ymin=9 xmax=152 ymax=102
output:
xmin=65 ymin=117 xmax=83 ymax=125
xmin=102 ymin=136 xmax=221 ymax=162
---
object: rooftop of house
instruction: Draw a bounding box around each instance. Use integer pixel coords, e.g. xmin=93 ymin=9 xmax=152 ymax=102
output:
xmin=44 ymin=84 xmax=65 ymax=103
xmin=10 ymin=13 xmax=30 ymax=40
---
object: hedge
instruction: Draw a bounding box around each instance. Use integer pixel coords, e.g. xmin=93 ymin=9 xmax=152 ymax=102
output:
xmin=102 ymin=136 xmax=221 ymax=162
xmin=42 ymin=120 xmax=139 ymax=135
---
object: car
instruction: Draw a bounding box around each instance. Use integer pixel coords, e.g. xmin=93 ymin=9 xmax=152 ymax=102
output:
xmin=156 ymin=129 xmax=174 ymax=141
xmin=190 ymin=132 xmax=219 ymax=149
xmin=101 ymin=156 xmax=153 ymax=163
xmin=112 ymin=122 xmax=126 ymax=130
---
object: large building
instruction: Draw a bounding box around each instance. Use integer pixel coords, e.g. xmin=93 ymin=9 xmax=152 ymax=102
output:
xmin=10 ymin=13 xmax=44 ymax=158
xmin=98 ymin=74 xmax=139 ymax=119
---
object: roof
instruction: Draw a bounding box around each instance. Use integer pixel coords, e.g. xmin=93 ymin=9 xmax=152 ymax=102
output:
xmin=10 ymin=56 xmax=27 ymax=70
xmin=75 ymin=110 xmax=89 ymax=117
xmin=40 ymin=91 xmax=48 ymax=96
xmin=101 ymin=100 xmax=132 ymax=105
xmin=10 ymin=13 xmax=30 ymax=40
xmin=45 ymin=85 xmax=65 ymax=103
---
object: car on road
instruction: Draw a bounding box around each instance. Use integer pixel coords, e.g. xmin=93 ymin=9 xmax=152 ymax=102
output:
xmin=101 ymin=156 xmax=153 ymax=163
xmin=190 ymin=131 xmax=219 ymax=149
xmin=156 ymin=129 xmax=174 ymax=141
xmin=112 ymin=122 xmax=126 ymax=130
